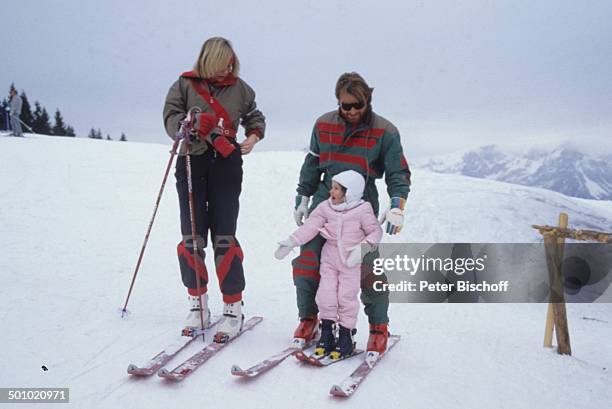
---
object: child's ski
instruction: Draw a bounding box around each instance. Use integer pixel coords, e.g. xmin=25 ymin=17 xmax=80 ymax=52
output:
xmin=329 ymin=335 xmax=400 ymax=397
xmin=294 ymin=348 xmax=364 ymax=367
xmin=158 ymin=316 xmax=263 ymax=382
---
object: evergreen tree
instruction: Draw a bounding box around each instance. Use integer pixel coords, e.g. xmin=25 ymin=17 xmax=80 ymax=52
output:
xmin=32 ymin=102 xmax=43 ymax=133
xmin=106 ymin=134 xmax=112 ymax=141
xmin=1 ymin=98 xmax=7 ymax=131
xmin=52 ymin=109 xmax=67 ymax=136
xmin=19 ymin=92 xmax=33 ymax=130
xmin=65 ymin=125 xmax=76 ymax=137
xmin=39 ymin=107 xmax=52 ymax=134
xmin=88 ymin=127 xmax=103 ymax=139
xmin=120 ymin=132 xmax=127 ymax=141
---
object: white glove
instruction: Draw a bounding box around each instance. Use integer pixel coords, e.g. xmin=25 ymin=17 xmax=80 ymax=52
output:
xmin=346 ymin=242 xmax=374 ymax=268
xmin=378 ymin=204 xmax=405 ymax=235
xmin=293 ymin=195 xmax=310 ymax=226
xmin=274 ymin=237 xmax=298 ymax=260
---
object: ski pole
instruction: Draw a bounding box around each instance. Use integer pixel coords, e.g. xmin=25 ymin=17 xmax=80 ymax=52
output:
xmin=120 ymin=137 xmax=180 ymax=318
xmin=18 ymin=117 xmax=35 ymax=134
xmin=184 ymin=137 xmax=207 ymax=341
xmin=120 ymin=106 xmax=201 ymax=319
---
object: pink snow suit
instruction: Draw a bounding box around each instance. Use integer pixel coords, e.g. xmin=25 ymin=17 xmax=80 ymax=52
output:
xmin=290 ymin=171 xmax=382 ymax=329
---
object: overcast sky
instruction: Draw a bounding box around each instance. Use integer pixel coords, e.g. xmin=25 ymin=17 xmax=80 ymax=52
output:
xmin=3 ymin=0 xmax=611 ymax=157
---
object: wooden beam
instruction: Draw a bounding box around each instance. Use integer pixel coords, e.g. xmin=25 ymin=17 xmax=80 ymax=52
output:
xmin=543 ymin=213 xmax=567 ymax=348
xmin=532 ymin=225 xmax=611 ymax=243
xmin=543 ymin=218 xmax=572 ymax=355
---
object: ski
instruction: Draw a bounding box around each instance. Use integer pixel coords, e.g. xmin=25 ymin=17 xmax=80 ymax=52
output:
xmin=329 ymin=335 xmax=401 ymax=397
xmin=294 ymin=348 xmax=364 ymax=367
xmin=127 ymin=316 xmax=221 ymax=376
xmin=158 ymin=316 xmax=263 ymax=382
xmin=231 ymin=339 xmax=316 ymax=378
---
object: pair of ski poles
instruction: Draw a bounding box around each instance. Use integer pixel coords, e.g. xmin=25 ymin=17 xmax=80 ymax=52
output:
xmin=120 ymin=107 xmax=208 ymax=338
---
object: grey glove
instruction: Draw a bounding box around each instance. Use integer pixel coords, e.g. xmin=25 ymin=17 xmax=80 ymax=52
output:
xmin=293 ymin=195 xmax=310 ymax=226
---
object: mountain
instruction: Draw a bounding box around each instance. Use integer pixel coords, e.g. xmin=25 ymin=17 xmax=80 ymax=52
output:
xmin=413 ymin=144 xmax=612 ymax=200
xmin=1 ymin=134 xmax=611 ymax=409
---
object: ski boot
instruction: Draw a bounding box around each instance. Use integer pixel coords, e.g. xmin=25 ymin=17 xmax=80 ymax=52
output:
xmin=290 ymin=315 xmax=319 ymax=348
xmin=329 ymin=325 xmax=356 ymax=360
xmin=365 ymin=323 xmax=388 ymax=364
xmin=214 ymin=301 xmax=244 ymax=344
xmin=182 ymin=293 xmax=210 ymax=336
xmin=314 ymin=319 xmax=336 ymax=357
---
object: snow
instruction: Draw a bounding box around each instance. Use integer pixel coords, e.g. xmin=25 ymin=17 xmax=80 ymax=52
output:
xmin=1 ymin=134 xmax=611 ymax=409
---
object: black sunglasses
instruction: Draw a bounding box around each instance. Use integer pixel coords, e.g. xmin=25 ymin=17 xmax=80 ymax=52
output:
xmin=340 ymin=101 xmax=365 ymax=111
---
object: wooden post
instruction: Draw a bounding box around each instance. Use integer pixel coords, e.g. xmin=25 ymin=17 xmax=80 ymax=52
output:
xmin=542 ymin=213 xmax=571 ymax=355
xmin=543 ymin=213 xmax=568 ymax=348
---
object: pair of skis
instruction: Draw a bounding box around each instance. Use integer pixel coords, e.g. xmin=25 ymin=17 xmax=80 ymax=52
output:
xmin=128 ymin=318 xmax=399 ymax=397
xmin=232 ymin=335 xmax=400 ymax=397
xmin=127 ymin=316 xmax=263 ymax=381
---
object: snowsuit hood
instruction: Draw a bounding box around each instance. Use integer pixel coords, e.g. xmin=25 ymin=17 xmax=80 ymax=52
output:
xmin=331 ymin=170 xmax=365 ymax=210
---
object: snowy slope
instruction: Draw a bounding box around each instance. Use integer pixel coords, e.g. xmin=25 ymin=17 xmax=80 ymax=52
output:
xmin=413 ymin=143 xmax=612 ymax=201
xmin=1 ymin=134 xmax=612 ymax=409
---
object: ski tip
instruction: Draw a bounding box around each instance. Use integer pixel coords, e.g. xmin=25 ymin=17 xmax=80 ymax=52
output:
xmin=158 ymin=369 xmax=184 ymax=382
xmin=247 ymin=316 xmax=264 ymax=325
xmin=330 ymin=385 xmax=348 ymax=397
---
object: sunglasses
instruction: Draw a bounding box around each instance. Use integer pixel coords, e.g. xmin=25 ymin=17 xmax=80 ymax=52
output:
xmin=340 ymin=101 xmax=365 ymax=111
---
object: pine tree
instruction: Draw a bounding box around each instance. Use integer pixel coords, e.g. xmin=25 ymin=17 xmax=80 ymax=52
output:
xmin=106 ymin=134 xmax=112 ymax=141
xmin=19 ymin=93 xmax=33 ymax=130
xmin=88 ymin=128 xmax=97 ymax=139
xmin=120 ymin=132 xmax=127 ymax=141
xmin=1 ymin=98 xmax=7 ymax=131
xmin=32 ymin=102 xmax=43 ymax=133
xmin=96 ymin=128 xmax=102 ymax=139
xmin=65 ymin=125 xmax=76 ymax=137
xmin=52 ymin=109 xmax=67 ymax=136
xmin=39 ymin=107 xmax=52 ymax=134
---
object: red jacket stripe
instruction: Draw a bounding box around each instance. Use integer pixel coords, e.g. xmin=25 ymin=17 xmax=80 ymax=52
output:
xmin=319 ymin=133 xmax=377 ymax=149
xmin=320 ymin=152 xmax=380 ymax=177
xmin=317 ymin=122 xmax=345 ymax=134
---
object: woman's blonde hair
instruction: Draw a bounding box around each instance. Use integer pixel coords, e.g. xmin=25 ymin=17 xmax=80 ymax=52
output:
xmin=194 ymin=37 xmax=240 ymax=79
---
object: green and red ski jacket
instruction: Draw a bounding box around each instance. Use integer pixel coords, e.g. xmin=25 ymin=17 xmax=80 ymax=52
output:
xmin=297 ymin=109 xmax=411 ymax=216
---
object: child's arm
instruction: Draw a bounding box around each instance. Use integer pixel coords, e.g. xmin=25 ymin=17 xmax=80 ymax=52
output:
xmin=290 ymin=204 xmax=327 ymax=245
xmin=275 ymin=205 xmax=328 ymax=260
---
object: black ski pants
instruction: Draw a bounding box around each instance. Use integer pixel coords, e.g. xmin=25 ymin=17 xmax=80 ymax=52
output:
xmin=175 ymin=145 xmax=245 ymax=303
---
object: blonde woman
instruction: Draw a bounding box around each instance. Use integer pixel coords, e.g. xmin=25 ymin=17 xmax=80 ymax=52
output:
xmin=163 ymin=37 xmax=265 ymax=342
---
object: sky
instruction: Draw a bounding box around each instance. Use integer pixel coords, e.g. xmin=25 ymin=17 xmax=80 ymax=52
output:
xmin=3 ymin=0 xmax=612 ymax=157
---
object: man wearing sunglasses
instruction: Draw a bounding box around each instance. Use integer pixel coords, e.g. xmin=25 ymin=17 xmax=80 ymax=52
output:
xmin=290 ymin=72 xmax=411 ymax=358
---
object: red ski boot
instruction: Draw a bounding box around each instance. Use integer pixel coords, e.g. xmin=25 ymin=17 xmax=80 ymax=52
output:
xmin=290 ymin=315 xmax=319 ymax=348
xmin=366 ymin=323 xmax=388 ymax=363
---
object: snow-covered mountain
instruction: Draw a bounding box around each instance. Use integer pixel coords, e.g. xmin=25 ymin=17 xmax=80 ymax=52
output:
xmin=413 ymin=144 xmax=612 ymax=200
xmin=1 ymin=134 xmax=611 ymax=409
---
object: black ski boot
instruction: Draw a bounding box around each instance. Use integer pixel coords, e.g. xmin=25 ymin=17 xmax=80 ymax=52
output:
xmin=314 ymin=319 xmax=336 ymax=357
xmin=330 ymin=325 xmax=356 ymax=360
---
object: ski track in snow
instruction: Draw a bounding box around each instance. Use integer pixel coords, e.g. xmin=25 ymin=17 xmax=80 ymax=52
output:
xmin=1 ymin=134 xmax=612 ymax=409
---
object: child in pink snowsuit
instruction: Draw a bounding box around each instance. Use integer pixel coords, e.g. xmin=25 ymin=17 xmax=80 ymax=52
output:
xmin=275 ymin=170 xmax=382 ymax=358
